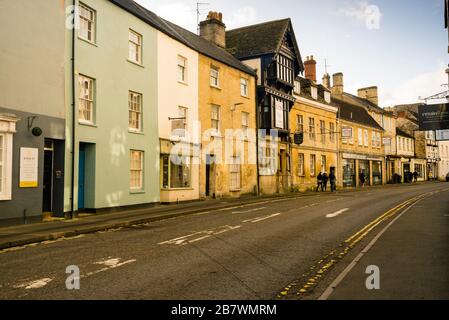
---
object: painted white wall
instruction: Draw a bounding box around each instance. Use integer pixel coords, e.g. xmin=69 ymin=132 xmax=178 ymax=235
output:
xmin=438 ymin=140 xmax=449 ymax=179
xmin=157 ymin=32 xmax=199 ymax=143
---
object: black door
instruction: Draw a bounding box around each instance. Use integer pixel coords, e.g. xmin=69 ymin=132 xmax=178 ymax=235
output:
xmin=42 ymin=142 xmax=53 ymax=212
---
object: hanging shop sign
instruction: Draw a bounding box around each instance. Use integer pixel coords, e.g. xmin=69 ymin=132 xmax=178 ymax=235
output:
xmin=418 ymin=103 xmax=449 ymax=131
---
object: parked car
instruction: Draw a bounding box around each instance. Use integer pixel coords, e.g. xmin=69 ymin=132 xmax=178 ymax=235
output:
xmin=446 ymin=173 xmax=449 ymax=182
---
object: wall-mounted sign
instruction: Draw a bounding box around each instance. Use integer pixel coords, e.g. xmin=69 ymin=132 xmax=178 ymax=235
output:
xmin=19 ymin=147 xmax=39 ymax=188
xmin=275 ymin=99 xmax=284 ymax=129
xmin=436 ymin=129 xmax=449 ymax=141
xmin=418 ymin=103 xmax=449 ymax=131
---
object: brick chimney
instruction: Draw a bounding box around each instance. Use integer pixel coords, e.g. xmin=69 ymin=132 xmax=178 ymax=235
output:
xmin=304 ymin=55 xmax=317 ymax=82
xmin=358 ymin=86 xmax=379 ymax=105
xmin=322 ymin=73 xmax=331 ymax=89
xmin=199 ymin=11 xmax=226 ymax=48
xmin=331 ymin=73 xmax=344 ymax=96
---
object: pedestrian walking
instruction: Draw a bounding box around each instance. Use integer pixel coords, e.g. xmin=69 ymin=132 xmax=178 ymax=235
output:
xmin=316 ymin=172 xmax=323 ymax=192
xmin=413 ymin=171 xmax=418 ymax=182
xmin=359 ymin=170 xmax=366 ymax=187
xmin=329 ymin=170 xmax=336 ymax=192
xmin=322 ymin=172 xmax=329 ymax=192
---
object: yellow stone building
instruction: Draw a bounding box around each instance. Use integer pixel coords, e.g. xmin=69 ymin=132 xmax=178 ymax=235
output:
xmin=335 ymin=98 xmax=385 ymax=188
xmin=290 ymin=77 xmax=339 ymax=191
xmin=198 ymin=53 xmax=258 ymax=198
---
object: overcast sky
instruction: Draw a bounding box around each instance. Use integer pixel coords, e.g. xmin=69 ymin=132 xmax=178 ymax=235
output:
xmin=135 ymin=0 xmax=448 ymax=107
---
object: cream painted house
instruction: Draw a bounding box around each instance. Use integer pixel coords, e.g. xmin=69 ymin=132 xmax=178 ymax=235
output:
xmin=157 ymin=31 xmax=200 ymax=203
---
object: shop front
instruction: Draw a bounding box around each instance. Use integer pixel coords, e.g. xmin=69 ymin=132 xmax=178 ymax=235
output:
xmin=341 ymin=153 xmax=384 ymax=188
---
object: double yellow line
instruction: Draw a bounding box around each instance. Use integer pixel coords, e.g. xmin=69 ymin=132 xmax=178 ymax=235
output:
xmin=277 ymin=190 xmax=439 ymax=299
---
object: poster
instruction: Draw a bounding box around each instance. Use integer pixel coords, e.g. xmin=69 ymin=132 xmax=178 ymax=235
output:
xmin=19 ymin=147 xmax=39 ymax=188
xmin=275 ymin=99 xmax=284 ymax=129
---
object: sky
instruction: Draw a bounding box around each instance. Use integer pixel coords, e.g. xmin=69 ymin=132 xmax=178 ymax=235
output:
xmin=135 ymin=0 xmax=448 ymax=107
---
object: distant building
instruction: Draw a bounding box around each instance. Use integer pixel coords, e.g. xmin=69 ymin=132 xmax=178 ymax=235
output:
xmin=391 ymin=103 xmax=439 ymax=180
xmin=330 ymin=73 xmax=386 ymax=188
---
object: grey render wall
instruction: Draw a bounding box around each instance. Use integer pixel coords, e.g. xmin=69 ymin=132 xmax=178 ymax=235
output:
xmin=0 ymin=107 xmax=65 ymax=224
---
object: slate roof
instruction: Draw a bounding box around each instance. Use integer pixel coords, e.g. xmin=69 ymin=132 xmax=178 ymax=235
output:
xmin=296 ymin=77 xmax=334 ymax=107
xmin=226 ymin=18 xmax=304 ymax=72
xmin=226 ymin=19 xmax=291 ymax=59
xmin=333 ymin=98 xmax=384 ymax=130
xmin=109 ymin=0 xmax=256 ymax=75
xmin=343 ymin=92 xmax=385 ymax=114
xmin=396 ymin=128 xmax=414 ymax=139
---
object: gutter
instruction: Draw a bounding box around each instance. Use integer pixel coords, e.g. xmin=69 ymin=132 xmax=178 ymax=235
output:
xmin=70 ymin=0 xmax=76 ymax=219
xmin=255 ymin=73 xmax=260 ymax=196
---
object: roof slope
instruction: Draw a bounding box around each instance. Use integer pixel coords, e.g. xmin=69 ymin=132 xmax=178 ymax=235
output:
xmin=109 ymin=0 xmax=255 ymax=75
xmin=226 ymin=19 xmax=291 ymax=59
xmin=163 ymin=20 xmax=256 ymax=75
xmin=334 ymin=98 xmax=384 ymax=130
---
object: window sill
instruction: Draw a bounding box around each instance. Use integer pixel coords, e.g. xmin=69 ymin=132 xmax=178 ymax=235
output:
xmin=240 ymin=94 xmax=250 ymax=99
xmin=161 ymin=187 xmax=194 ymax=191
xmin=130 ymin=189 xmax=145 ymax=194
xmin=127 ymin=59 xmax=144 ymax=68
xmin=78 ymin=37 xmax=97 ymax=47
xmin=129 ymin=130 xmax=144 ymax=135
xmin=178 ymin=80 xmax=188 ymax=86
xmin=230 ymin=188 xmax=241 ymax=192
xmin=79 ymin=121 xmax=97 ymax=127
xmin=210 ymin=84 xmax=221 ymax=90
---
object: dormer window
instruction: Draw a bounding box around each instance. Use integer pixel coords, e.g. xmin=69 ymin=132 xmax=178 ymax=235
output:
xmin=324 ymin=91 xmax=331 ymax=103
xmin=294 ymin=81 xmax=301 ymax=94
xmin=311 ymin=87 xmax=318 ymax=100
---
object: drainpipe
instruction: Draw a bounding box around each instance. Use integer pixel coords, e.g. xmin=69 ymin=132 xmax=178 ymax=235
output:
xmin=70 ymin=0 xmax=76 ymax=219
xmin=255 ymin=73 xmax=260 ymax=196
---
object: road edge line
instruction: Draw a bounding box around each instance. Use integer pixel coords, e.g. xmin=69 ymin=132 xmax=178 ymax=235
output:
xmin=318 ymin=195 xmax=427 ymax=300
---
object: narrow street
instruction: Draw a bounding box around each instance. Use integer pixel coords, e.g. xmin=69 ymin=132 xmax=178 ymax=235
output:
xmin=0 ymin=182 xmax=448 ymax=300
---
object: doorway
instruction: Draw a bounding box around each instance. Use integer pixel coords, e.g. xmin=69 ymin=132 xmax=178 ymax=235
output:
xmin=78 ymin=144 xmax=86 ymax=210
xmin=42 ymin=139 xmax=54 ymax=212
xmin=205 ymin=154 xmax=215 ymax=197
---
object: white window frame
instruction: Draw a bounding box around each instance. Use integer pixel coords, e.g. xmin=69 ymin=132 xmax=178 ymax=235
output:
xmin=128 ymin=91 xmax=142 ymax=132
xmin=130 ymin=150 xmax=144 ymax=190
xmin=0 ymin=133 xmax=13 ymax=200
xmin=210 ymin=66 xmax=220 ymax=88
xmin=128 ymin=29 xmax=142 ymax=64
xmin=259 ymin=145 xmax=277 ymax=175
xmin=79 ymin=3 xmax=96 ymax=43
xmin=229 ymin=156 xmax=241 ymax=191
xmin=297 ymin=115 xmax=304 ymax=133
xmin=364 ymin=129 xmax=369 ymax=147
xmin=211 ymin=104 xmax=220 ymax=134
xmin=178 ymin=55 xmax=187 ymax=83
xmin=310 ymin=154 xmax=316 ymax=177
xmin=240 ymin=78 xmax=248 ymax=97
xmin=298 ymin=153 xmax=305 ymax=176
xmin=241 ymin=112 xmax=249 ymax=139
xmin=358 ymin=128 xmax=363 ymax=146
xmin=78 ymin=75 xmax=94 ymax=124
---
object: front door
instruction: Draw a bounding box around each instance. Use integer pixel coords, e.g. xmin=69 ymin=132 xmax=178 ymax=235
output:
xmin=78 ymin=144 xmax=86 ymax=210
xmin=205 ymin=155 xmax=215 ymax=197
xmin=42 ymin=140 xmax=54 ymax=212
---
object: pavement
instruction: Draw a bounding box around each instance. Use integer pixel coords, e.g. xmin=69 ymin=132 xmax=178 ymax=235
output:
xmin=0 ymin=182 xmax=447 ymax=299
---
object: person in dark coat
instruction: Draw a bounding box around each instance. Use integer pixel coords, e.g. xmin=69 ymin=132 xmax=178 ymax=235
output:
xmin=322 ymin=172 xmax=329 ymax=191
xmin=316 ymin=172 xmax=323 ymax=192
xmin=359 ymin=170 xmax=366 ymax=187
xmin=329 ymin=170 xmax=337 ymax=192
xmin=413 ymin=171 xmax=418 ymax=182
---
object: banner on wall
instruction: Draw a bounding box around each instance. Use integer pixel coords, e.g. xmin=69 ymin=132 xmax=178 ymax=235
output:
xmin=19 ymin=147 xmax=39 ymax=188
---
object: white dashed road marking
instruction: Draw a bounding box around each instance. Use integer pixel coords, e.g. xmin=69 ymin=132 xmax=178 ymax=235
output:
xmin=326 ymin=208 xmax=350 ymax=218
